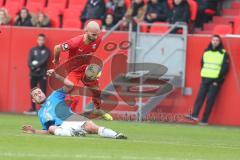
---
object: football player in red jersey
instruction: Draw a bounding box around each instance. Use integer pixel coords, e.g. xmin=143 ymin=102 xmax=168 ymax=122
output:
xmin=52 ymin=21 xmax=113 ymax=121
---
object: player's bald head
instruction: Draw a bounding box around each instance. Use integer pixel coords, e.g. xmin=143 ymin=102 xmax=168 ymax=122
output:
xmin=85 ymin=21 xmax=101 ymax=42
xmin=85 ymin=21 xmax=101 ymax=33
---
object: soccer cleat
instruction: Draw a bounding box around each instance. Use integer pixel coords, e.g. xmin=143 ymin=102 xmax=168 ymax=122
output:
xmin=71 ymin=128 xmax=87 ymax=137
xmin=184 ymin=114 xmax=198 ymax=121
xmin=102 ymin=113 xmax=113 ymax=121
xmin=115 ymin=133 xmax=128 ymax=140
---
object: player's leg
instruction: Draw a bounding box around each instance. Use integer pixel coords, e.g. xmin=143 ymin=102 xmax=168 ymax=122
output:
xmin=66 ymin=72 xmax=81 ymax=111
xmin=88 ymin=86 xmax=113 ymax=121
xmin=84 ymin=121 xmax=127 ymax=139
xmin=49 ymin=122 xmax=86 ymax=137
xmin=49 ymin=125 xmax=73 ymax=136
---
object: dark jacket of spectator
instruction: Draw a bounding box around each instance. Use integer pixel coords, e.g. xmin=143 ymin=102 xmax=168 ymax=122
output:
xmin=144 ymin=0 xmax=168 ymax=23
xmin=81 ymin=0 xmax=106 ymax=22
xmin=167 ymin=0 xmax=190 ymax=24
xmin=113 ymin=1 xmax=127 ymax=23
xmin=14 ymin=8 xmax=33 ymax=27
xmin=197 ymin=0 xmax=218 ymax=11
xmin=31 ymin=12 xmax=51 ymax=28
xmin=28 ymin=45 xmax=50 ymax=76
xmin=131 ymin=0 xmax=146 ymax=18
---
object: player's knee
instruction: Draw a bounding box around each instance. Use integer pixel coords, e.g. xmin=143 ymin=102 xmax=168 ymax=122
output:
xmin=84 ymin=121 xmax=98 ymax=134
xmin=48 ymin=125 xmax=57 ymax=134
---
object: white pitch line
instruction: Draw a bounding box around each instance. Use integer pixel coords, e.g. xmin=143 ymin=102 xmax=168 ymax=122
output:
xmin=0 ymin=152 xmax=205 ymax=160
xmin=6 ymin=134 xmax=240 ymax=151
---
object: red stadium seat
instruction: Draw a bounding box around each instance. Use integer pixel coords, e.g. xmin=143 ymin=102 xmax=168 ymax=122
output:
xmin=231 ymin=1 xmax=240 ymax=9
xmin=43 ymin=8 xmax=60 ymax=17
xmin=63 ymin=8 xmax=82 ymax=18
xmin=5 ymin=0 xmax=25 ymax=14
xmin=0 ymin=0 xmax=4 ymax=6
xmin=150 ymin=22 xmax=169 ymax=34
xmin=46 ymin=0 xmax=67 ymax=14
xmin=62 ymin=19 xmax=82 ymax=29
xmin=140 ymin=23 xmax=150 ymax=33
xmin=213 ymin=25 xmax=233 ymax=35
xmin=26 ymin=0 xmax=46 ymax=13
xmin=3 ymin=5 xmax=20 ymax=16
xmin=167 ymin=0 xmax=173 ymax=9
xmin=49 ymin=16 xmax=60 ymax=27
xmin=204 ymin=9 xmax=216 ymax=16
xmin=188 ymin=0 xmax=198 ymax=21
xmin=85 ymin=19 xmax=102 ymax=28
xmin=234 ymin=16 xmax=240 ymax=34
xmin=5 ymin=0 xmax=25 ymax=7
xmin=43 ymin=8 xmax=60 ymax=27
xmin=125 ymin=0 xmax=131 ymax=8
xmin=68 ymin=0 xmax=87 ymax=9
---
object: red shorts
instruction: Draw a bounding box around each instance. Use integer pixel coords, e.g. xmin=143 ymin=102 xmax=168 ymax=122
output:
xmin=66 ymin=70 xmax=83 ymax=87
xmin=66 ymin=70 xmax=101 ymax=108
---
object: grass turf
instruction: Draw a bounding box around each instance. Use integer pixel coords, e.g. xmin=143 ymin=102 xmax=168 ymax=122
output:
xmin=0 ymin=113 xmax=240 ymax=160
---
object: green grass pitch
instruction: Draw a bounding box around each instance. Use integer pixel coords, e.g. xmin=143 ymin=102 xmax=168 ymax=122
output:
xmin=0 ymin=113 xmax=240 ymax=160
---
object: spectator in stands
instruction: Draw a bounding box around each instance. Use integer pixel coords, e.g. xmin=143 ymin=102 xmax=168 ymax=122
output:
xmin=144 ymin=0 xmax=168 ymax=23
xmin=121 ymin=0 xmax=146 ymax=31
xmin=0 ymin=8 xmax=11 ymax=25
xmin=14 ymin=8 xmax=33 ymax=27
xmin=195 ymin=0 xmax=218 ymax=28
xmin=102 ymin=13 xmax=115 ymax=31
xmin=185 ymin=35 xmax=229 ymax=125
xmin=81 ymin=0 xmax=106 ymax=25
xmin=106 ymin=0 xmax=127 ymax=24
xmin=24 ymin=34 xmax=50 ymax=115
xmin=167 ymin=0 xmax=190 ymax=24
xmin=31 ymin=12 xmax=51 ymax=28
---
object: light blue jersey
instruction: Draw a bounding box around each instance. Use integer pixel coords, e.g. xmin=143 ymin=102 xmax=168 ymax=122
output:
xmin=38 ymin=88 xmax=74 ymax=130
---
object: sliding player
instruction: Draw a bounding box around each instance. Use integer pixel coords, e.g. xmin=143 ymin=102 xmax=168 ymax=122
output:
xmin=22 ymin=69 xmax=127 ymax=139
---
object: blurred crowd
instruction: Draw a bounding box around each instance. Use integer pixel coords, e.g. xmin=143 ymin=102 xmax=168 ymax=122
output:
xmin=0 ymin=0 xmax=220 ymax=32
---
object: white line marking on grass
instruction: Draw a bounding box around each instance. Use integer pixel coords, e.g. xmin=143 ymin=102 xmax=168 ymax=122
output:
xmin=11 ymin=134 xmax=240 ymax=150
xmin=0 ymin=152 xmax=205 ymax=160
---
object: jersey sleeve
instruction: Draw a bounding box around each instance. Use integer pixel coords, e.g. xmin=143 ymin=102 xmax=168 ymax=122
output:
xmin=38 ymin=111 xmax=48 ymax=130
xmin=49 ymin=88 xmax=67 ymax=101
xmin=61 ymin=36 xmax=80 ymax=52
xmin=93 ymin=37 xmax=102 ymax=52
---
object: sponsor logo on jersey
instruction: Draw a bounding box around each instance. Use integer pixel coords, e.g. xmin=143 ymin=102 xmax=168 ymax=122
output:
xmin=92 ymin=44 xmax=96 ymax=49
xmin=62 ymin=43 xmax=69 ymax=51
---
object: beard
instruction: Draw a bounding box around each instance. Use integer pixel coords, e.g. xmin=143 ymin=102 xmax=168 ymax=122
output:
xmin=87 ymin=35 xmax=96 ymax=42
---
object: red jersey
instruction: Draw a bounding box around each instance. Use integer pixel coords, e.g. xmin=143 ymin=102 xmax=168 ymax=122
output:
xmin=66 ymin=64 xmax=101 ymax=109
xmin=61 ymin=35 xmax=102 ymax=59
xmin=67 ymin=64 xmax=99 ymax=87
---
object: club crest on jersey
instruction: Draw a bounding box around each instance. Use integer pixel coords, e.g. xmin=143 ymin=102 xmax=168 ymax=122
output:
xmin=62 ymin=43 xmax=69 ymax=51
xmin=41 ymin=50 xmax=46 ymax=55
xmin=92 ymin=44 xmax=96 ymax=49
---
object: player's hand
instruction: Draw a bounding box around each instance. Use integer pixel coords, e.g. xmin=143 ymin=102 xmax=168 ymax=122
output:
xmin=22 ymin=125 xmax=35 ymax=134
xmin=46 ymin=69 xmax=56 ymax=77
xmin=52 ymin=59 xmax=59 ymax=65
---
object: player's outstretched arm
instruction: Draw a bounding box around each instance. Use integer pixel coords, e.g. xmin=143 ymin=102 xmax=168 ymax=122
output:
xmin=22 ymin=125 xmax=49 ymax=135
xmin=47 ymin=69 xmax=74 ymax=92
xmin=52 ymin=44 xmax=61 ymax=65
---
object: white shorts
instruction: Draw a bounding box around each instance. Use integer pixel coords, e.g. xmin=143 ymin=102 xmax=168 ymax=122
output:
xmin=60 ymin=121 xmax=87 ymax=131
xmin=54 ymin=121 xmax=87 ymax=137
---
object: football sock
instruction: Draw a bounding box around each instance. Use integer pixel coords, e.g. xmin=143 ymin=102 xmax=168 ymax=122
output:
xmin=98 ymin=127 xmax=117 ymax=138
